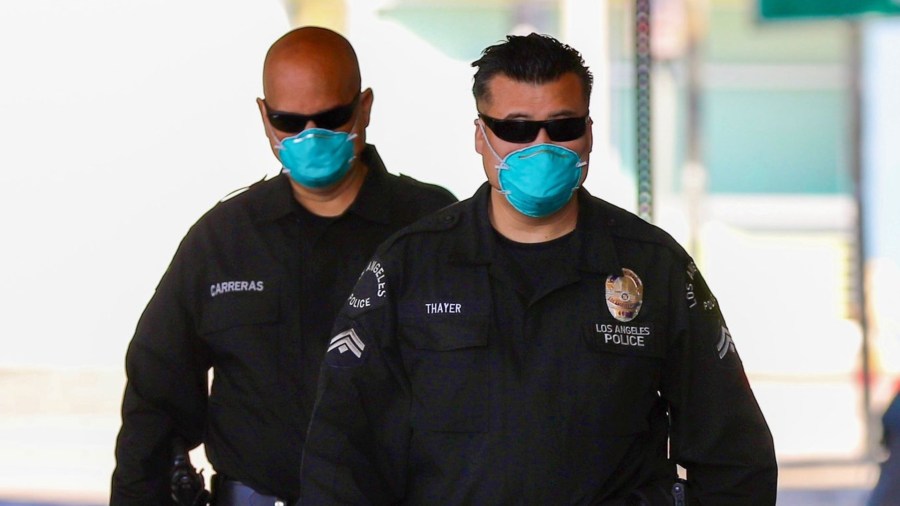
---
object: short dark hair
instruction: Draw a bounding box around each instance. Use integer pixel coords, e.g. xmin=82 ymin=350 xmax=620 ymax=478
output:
xmin=471 ymin=33 xmax=593 ymax=105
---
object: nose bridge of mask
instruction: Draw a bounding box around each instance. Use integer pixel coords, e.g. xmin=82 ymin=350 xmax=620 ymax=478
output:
xmin=278 ymin=128 xmax=356 ymax=148
xmin=517 ymin=146 xmax=569 ymax=162
xmin=506 ymin=143 xmax=583 ymax=169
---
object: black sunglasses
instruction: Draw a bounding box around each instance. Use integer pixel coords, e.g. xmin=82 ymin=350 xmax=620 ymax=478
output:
xmin=479 ymin=113 xmax=588 ymax=143
xmin=265 ymin=94 xmax=360 ymax=133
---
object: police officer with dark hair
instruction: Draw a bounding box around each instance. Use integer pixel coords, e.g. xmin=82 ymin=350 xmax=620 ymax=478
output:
xmin=301 ymin=33 xmax=777 ymax=505
xmin=110 ymin=27 xmax=456 ymax=505
xmin=870 ymin=390 xmax=900 ymax=505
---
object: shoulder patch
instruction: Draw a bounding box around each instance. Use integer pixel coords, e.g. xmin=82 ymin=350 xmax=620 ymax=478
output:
xmin=682 ymin=261 xmax=741 ymax=367
xmin=684 ymin=261 xmax=719 ymax=313
xmin=344 ymin=259 xmax=390 ymax=317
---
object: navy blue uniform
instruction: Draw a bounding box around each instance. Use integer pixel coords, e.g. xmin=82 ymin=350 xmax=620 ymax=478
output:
xmin=302 ymin=184 xmax=777 ymax=505
xmin=869 ymin=392 xmax=900 ymax=505
xmin=111 ymin=145 xmax=456 ymax=504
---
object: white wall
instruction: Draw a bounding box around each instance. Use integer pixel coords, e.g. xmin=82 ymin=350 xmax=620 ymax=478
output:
xmin=0 ymin=0 xmax=290 ymax=369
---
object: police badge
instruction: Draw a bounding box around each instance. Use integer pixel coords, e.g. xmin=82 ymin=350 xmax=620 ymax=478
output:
xmin=605 ymin=268 xmax=643 ymax=322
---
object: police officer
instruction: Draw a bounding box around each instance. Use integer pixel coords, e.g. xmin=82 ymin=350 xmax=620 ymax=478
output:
xmin=869 ymin=390 xmax=900 ymax=505
xmin=301 ymin=33 xmax=777 ymax=505
xmin=110 ymin=27 xmax=456 ymax=505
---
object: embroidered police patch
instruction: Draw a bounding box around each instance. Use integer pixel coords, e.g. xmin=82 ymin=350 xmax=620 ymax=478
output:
xmin=345 ymin=259 xmax=388 ymax=317
xmin=585 ymin=321 xmax=664 ymax=358
xmin=684 ymin=261 xmax=718 ymax=312
xmin=605 ymin=268 xmax=643 ymax=322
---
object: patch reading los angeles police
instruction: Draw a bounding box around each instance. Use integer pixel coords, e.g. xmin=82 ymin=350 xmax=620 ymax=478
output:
xmin=584 ymin=322 xmax=664 ymax=358
xmin=345 ymin=259 xmax=388 ymax=317
xmin=684 ymin=261 xmax=741 ymax=366
xmin=605 ymin=268 xmax=643 ymax=322
xmin=684 ymin=261 xmax=718 ymax=313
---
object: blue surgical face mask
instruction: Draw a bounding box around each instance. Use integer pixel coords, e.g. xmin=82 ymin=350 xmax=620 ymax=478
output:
xmin=479 ymin=121 xmax=586 ymax=218
xmin=273 ymin=127 xmax=357 ymax=189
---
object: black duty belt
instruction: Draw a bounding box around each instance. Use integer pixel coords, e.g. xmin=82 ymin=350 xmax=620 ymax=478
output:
xmin=213 ymin=478 xmax=292 ymax=506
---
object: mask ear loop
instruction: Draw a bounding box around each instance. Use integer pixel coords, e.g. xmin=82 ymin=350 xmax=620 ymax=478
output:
xmin=476 ymin=119 xmax=512 ymax=196
xmin=264 ymin=122 xmax=288 ymax=152
xmin=341 ymin=95 xmax=364 ymax=145
xmin=262 ymin=122 xmax=294 ymax=176
xmin=570 ymin=159 xmax=588 ymax=194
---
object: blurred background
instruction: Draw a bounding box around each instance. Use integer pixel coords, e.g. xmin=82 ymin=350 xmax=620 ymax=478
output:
xmin=1 ymin=0 xmax=898 ymax=504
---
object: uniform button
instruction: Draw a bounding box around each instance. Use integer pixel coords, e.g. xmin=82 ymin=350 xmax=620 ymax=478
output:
xmin=442 ymin=214 xmax=454 ymax=223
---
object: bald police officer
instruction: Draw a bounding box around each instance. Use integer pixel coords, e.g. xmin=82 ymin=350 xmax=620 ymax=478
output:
xmin=111 ymin=27 xmax=455 ymax=505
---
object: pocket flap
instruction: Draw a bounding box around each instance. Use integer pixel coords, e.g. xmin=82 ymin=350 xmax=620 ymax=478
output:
xmin=401 ymin=317 xmax=489 ymax=351
xmin=199 ymin=286 xmax=280 ymax=334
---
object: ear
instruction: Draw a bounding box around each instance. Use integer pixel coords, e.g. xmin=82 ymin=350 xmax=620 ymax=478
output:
xmin=257 ymin=97 xmax=279 ymax=157
xmin=358 ymin=87 xmax=374 ymax=130
xmin=587 ymin=116 xmax=594 ymax=154
xmin=256 ymin=97 xmax=268 ymax=126
xmin=474 ymin=118 xmax=485 ymax=155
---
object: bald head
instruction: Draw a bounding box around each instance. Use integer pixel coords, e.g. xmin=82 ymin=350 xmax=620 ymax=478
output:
xmin=257 ymin=26 xmax=373 ymax=174
xmin=262 ymin=27 xmax=361 ymax=112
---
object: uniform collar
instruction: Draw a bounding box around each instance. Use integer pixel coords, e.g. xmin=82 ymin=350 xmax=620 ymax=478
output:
xmin=573 ymin=187 xmax=623 ymax=276
xmin=449 ymin=184 xmax=623 ymax=276
xmin=345 ymin=144 xmax=391 ymax=225
xmin=253 ymin=144 xmax=391 ymax=225
xmin=447 ymin=183 xmax=495 ymax=265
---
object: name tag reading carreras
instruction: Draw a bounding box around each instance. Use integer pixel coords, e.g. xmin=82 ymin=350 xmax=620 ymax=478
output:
xmin=584 ymin=322 xmax=664 ymax=358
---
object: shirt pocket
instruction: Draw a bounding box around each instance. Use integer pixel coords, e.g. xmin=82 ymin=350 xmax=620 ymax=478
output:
xmin=197 ymin=287 xmax=282 ymax=386
xmin=571 ymin=321 xmax=666 ymax=436
xmin=400 ymin=315 xmax=491 ymax=433
xmin=198 ymin=288 xmax=281 ymax=334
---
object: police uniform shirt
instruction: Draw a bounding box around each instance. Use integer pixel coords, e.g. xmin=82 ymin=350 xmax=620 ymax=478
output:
xmin=302 ymin=183 xmax=778 ymax=505
xmin=110 ymin=145 xmax=456 ymax=504
xmin=492 ymin=229 xmax=575 ymax=303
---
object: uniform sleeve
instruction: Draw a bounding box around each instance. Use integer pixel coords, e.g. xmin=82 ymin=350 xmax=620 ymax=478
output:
xmin=662 ymin=260 xmax=777 ymax=505
xmin=110 ymin=237 xmax=211 ymax=505
xmin=301 ymin=255 xmax=410 ymax=505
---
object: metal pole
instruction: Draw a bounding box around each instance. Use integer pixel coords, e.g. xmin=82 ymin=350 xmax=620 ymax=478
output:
xmin=848 ymin=20 xmax=873 ymax=459
xmin=683 ymin=0 xmax=705 ymax=257
xmin=636 ymin=0 xmax=653 ymax=222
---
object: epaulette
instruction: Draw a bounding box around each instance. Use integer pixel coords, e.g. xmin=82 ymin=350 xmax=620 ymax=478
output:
xmin=608 ymin=211 xmax=689 ymax=259
xmin=408 ymin=204 xmax=462 ymax=233
xmin=218 ymin=175 xmax=267 ymax=203
xmin=377 ymin=203 xmax=463 ymax=252
xmin=590 ymin=197 xmax=688 ymax=257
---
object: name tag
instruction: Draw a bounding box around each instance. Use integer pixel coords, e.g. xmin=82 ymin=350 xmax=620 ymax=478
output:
xmin=424 ymin=302 xmax=462 ymax=314
xmin=399 ymin=299 xmax=488 ymax=320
